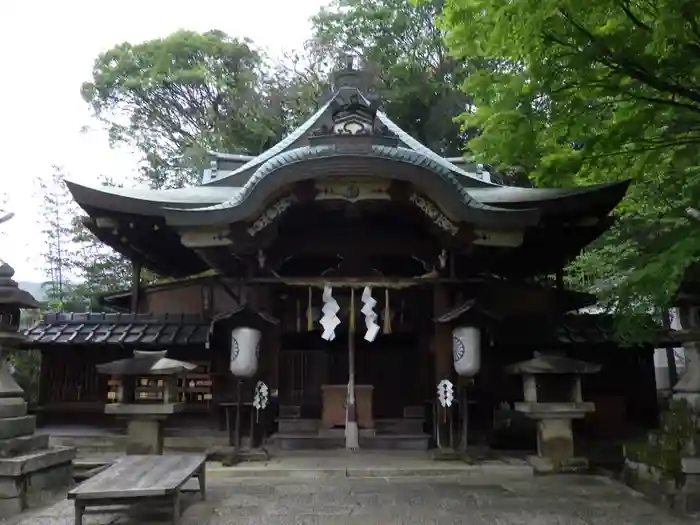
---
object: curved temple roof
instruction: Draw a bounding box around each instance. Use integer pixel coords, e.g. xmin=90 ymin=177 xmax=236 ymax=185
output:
xmin=65 ymin=60 xmax=630 ymax=277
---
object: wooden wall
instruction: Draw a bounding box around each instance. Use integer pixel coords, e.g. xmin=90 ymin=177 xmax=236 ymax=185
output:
xmin=137 ymin=280 xmax=241 ymax=316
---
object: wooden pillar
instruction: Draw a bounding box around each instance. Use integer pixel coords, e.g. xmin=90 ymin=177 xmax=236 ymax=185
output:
xmin=130 ymin=261 xmax=142 ymax=313
xmin=254 ymin=286 xmax=280 ymax=391
xmin=433 ymin=284 xmax=452 ymax=447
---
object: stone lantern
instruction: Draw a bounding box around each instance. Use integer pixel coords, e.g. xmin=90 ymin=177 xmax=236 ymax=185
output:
xmin=97 ymin=350 xmax=198 ymax=454
xmin=0 ymin=262 xmax=75 ymax=516
xmin=506 ymin=353 xmax=600 ymax=473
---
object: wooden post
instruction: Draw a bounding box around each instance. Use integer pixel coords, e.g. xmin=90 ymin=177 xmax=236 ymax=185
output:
xmin=253 ymin=285 xmax=279 ymax=443
xmin=346 ymin=288 xmax=359 ymax=449
xmin=233 ymin=378 xmax=242 ymax=453
xmin=433 ymin=285 xmax=452 ymax=449
xmin=130 ymin=261 xmax=142 ymax=313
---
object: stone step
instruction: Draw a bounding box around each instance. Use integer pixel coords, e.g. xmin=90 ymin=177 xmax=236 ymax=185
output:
xmin=318 ymin=428 xmax=376 ymax=438
xmin=277 ymin=418 xmax=319 ymax=434
xmin=279 ymin=405 xmax=301 ymax=419
xmin=277 ymin=418 xmax=427 ymax=435
xmin=0 ymin=434 xmax=49 ymax=458
xmin=272 ymin=433 xmax=430 ymax=451
xmin=374 ymin=418 xmax=425 ymax=435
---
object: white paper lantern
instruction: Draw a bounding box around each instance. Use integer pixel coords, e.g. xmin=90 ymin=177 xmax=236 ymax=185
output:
xmin=230 ymin=327 xmax=261 ymax=377
xmin=452 ymin=326 xmax=481 ymax=377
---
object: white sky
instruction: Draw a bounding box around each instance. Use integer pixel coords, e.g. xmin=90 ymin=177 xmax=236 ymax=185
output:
xmin=0 ymin=0 xmax=326 ymax=282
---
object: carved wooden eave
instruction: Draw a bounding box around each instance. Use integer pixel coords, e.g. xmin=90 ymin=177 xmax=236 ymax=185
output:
xmin=433 ymin=298 xmax=501 ymax=325
xmin=208 ymin=303 xmax=279 ymax=335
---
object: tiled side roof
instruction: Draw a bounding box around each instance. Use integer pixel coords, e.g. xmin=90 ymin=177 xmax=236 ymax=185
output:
xmin=493 ymin=314 xmax=664 ymax=346
xmin=24 ymin=312 xmax=210 ymax=348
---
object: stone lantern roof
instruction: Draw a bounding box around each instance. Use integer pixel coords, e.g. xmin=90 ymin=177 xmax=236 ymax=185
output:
xmin=506 ymin=354 xmax=601 ymax=376
xmin=96 ymin=350 xmax=198 ymax=376
xmin=0 ymin=263 xmax=40 ymax=310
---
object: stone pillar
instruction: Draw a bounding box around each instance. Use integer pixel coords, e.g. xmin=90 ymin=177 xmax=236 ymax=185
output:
xmin=673 ymin=305 xmax=700 ymax=511
xmin=536 ymin=418 xmax=574 ymax=461
xmin=523 ymin=375 xmax=537 ymax=403
xmin=126 ymin=419 xmax=165 ymax=455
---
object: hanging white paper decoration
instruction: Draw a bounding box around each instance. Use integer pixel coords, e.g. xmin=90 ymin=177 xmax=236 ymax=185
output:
xmin=437 ymin=379 xmax=454 ymax=408
xmin=361 ymin=286 xmax=379 ymax=342
xmin=253 ymin=381 xmax=269 ymax=422
xmin=452 ymin=326 xmax=481 ymax=377
xmin=229 ymin=327 xmax=261 ymax=377
xmin=320 ymin=285 xmax=340 ymax=341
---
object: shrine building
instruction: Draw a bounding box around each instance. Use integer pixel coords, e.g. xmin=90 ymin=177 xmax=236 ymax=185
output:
xmin=24 ymin=62 xmax=659 ymax=452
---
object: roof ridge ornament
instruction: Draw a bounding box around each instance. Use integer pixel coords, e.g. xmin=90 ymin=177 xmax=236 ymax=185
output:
xmin=330 ymin=51 xmax=374 ymax=94
xmin=310 ymin=88 xmax=398 ymax=148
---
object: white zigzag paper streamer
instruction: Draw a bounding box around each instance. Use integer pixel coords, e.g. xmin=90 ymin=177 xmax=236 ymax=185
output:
xmin=361 ymin=286 xmax=379 ymax=342
xmin=320 ymin=285 xmax=340 ymax=341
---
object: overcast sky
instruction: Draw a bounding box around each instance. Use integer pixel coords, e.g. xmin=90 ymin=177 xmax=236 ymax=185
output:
xmin=0 ymin=0 xmax=325 ymax=282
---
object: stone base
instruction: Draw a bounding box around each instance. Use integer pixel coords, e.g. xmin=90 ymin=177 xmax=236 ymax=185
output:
xmin=126 ymin=419 xmax=165 ymax=455
xmin=0 ymin=446 xmax=76 ymax=518
xmin=0 ymin=434 xmax=49 ymax=458
xmin=219 ymin=447 xmax=271 ymax=466
xmin=0 ymin=415 xmax=36 ymax=440
xmin=535 ymin=418 xmax=575 ymax=462
xmin=527 ymin=455 xmax=588 ymax=474
xmin=680 ymin=457 xmax=700 ymax=513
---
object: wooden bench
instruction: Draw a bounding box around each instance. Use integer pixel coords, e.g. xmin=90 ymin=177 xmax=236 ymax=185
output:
xmin=68 ymin=454 xmax=206 ymax=525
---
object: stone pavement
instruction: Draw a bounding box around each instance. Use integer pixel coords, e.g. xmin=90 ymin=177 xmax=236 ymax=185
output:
xmin=3 ymin=472 xmax=695 ymax=525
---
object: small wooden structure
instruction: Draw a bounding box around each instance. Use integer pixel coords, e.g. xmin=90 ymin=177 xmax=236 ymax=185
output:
xmin=97 ymin=350 xmax=197 ymax=454
xmin=321 ymin=384 xmax=374 ymax=429
xmin=69 ymin=454 xmax=206 ymax=525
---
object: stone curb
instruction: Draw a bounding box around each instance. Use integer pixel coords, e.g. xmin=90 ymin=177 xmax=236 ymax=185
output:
xmin=207 ymin=464 xmax=534 ymax=479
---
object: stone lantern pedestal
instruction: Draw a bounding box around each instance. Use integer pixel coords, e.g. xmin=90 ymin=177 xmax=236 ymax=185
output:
xmin=0 ymin=263 xmax=75 ymax=517
xmin=507 ymin=353 xmax=600 ymax=474
xmin=97 ymin=350 xmax=197 ymax=455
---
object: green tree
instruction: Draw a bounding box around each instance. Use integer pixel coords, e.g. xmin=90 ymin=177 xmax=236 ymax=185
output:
xmin=311 ymin=0 xmax=474 ymax=156
xmin=82 ymin=30 xmax=290 ymax=189
xmin=70 ymin=176 xmax=157 ymax=307
xmin=437 ymin=0 xmax=700 ymax=332
xmin=35 ymin=167 xmax=79 ymax=311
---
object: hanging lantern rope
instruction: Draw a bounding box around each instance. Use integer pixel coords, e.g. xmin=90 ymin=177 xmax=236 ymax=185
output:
xmin=306 ymin=287 xmax=314 ymax=332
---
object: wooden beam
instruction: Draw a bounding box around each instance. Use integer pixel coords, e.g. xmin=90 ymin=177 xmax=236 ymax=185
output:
xmin=243 ymin=276 xmax=482 ymax=288
xmin=130 ymin=261 xmax=142 ymax=313
xmin=215 ymin=276 xmax=241 ymax=304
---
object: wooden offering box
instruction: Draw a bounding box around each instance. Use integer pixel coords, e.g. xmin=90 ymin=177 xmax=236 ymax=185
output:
xmin=321 ymin=384 xmax=374 ymax=429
